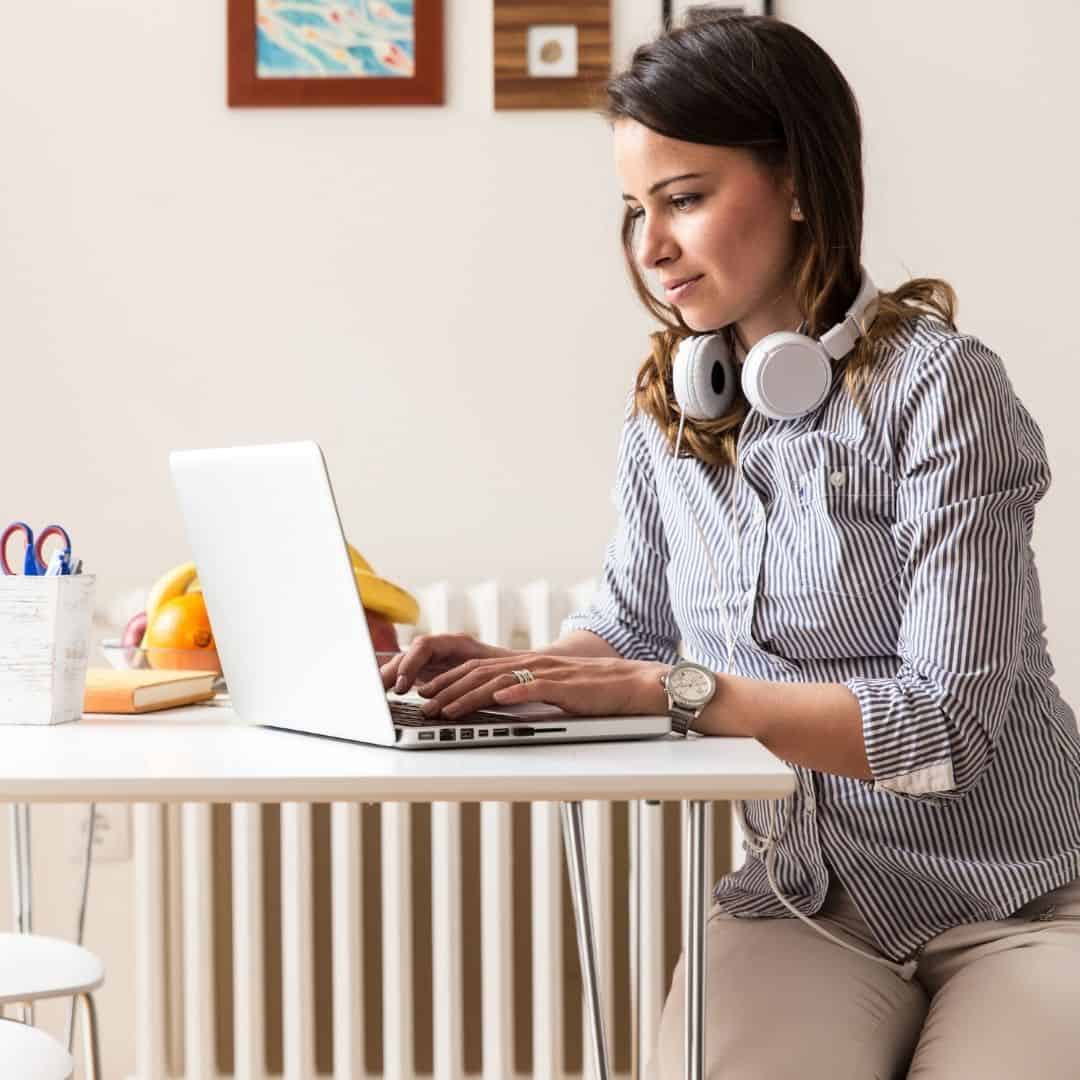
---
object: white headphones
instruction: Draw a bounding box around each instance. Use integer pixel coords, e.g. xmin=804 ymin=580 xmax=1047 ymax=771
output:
xmin=672 ymin=268 xmax=880 ymax=422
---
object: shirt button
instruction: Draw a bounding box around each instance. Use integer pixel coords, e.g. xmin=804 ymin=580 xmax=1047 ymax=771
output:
xmin=753 ymin=505 xmax=765 ymax=524
xmin=829 ymin=470 xmax=846 ymax=488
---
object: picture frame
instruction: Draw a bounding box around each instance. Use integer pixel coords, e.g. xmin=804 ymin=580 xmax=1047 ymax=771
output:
xmin=663 ymin=1 xmax=772 ymax=31
xmin=493 ymin=1 xmax=612 ymax=110
xmin=228 ymin=0 xmax=444 ymax=108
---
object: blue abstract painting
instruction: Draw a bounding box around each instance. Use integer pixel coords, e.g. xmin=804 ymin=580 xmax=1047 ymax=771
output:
xmin=256 ymin=0 xmax=415 ymax=78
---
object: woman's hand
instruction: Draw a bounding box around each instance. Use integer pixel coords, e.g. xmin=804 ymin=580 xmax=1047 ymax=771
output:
xmin=380 ymin=633 xmax=516 ymax=693
xmin=413 ymin=654 xmax=670 ymax=719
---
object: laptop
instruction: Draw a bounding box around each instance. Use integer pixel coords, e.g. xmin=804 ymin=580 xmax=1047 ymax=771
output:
xmin=168 ymin=441 xmax=672 ymax=750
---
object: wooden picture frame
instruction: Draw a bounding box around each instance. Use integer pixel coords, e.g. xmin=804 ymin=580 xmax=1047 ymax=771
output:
xmin=228 ymin=0 xmax=444 ymax=108
xmin=494 ymin=1 xmax=611 ymax=110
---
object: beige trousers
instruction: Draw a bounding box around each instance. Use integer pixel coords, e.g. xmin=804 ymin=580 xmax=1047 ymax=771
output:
xmin=648 ymin=872 xmax=1080 ymax=1079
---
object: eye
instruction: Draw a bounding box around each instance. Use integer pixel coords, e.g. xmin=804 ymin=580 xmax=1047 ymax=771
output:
xmin=625 ymin=193 xmax=701 ymax=222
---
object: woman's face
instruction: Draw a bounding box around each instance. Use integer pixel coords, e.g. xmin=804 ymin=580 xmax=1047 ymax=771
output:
xmin=613 ymin=118 xmax=802 ymax=344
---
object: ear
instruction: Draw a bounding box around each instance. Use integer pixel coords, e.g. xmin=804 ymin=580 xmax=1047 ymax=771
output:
xmin=780 ymin=172 xmax=802 ymax=221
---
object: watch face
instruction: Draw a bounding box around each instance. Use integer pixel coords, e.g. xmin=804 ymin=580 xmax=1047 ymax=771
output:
xmin=669 ymin=665 xmax=714 ymax=707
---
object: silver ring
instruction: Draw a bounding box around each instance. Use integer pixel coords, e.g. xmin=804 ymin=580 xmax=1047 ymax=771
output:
xmin=511 ymin=668 xmax=535 ymax=685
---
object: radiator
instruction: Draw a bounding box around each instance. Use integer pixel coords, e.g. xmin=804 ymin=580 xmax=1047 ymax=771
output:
xmin=131 ymin=581 xmax=743 ymax=1079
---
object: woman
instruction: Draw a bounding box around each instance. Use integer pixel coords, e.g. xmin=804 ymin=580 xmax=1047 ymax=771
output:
xmin=381 ymin=14 xmax=1080 ymax=1078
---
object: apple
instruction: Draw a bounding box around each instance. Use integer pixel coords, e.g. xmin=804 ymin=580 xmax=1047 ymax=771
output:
xmin=122 ymin=611 xmax=149 ymax=648
xmin=365 ymin=608 xmax=399 ymax=655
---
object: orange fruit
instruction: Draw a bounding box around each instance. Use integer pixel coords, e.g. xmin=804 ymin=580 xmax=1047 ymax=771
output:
xmin=143 ymin=592 xmax=221 ymax=672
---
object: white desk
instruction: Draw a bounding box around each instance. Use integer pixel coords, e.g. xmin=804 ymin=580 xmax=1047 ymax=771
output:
xmin=0 ymin=705 xmax=795 ymax=1079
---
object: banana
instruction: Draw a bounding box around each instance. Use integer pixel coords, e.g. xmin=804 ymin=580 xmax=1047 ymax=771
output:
xmin=347 ymin=542 xmax=373 ymax=575
xmin=142 ymin=546 xmax=417 ymax=653
xmin=354 ymin=570 xmax=420 ymax=625
xmin=346 ymin=541 xmax=418 ymax=624
xmin=145 ymin=561 xmax=199 ymax=632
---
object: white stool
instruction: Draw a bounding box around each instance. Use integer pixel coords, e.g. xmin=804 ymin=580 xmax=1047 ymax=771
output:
xmin=0 ymin=1017 xmax=74 ymax=1079
xmin=0 ymin=934 xmax=104 ymax=1078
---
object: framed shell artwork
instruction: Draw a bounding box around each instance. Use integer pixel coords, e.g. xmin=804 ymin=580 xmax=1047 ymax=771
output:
xmin=493 ymin=1 xmax=611 ymax=110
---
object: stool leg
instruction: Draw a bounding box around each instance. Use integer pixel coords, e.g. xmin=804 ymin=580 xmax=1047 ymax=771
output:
xmin=560 ymin=800 xmax=610 ymax=1080
xmin=66 ymin=994 xmax=75 ymax=1054
xmin=77 ymin=993 xmax=101 ymax=1080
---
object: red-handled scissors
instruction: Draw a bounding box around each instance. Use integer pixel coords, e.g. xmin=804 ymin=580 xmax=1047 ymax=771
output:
xmin=0 ymin=521 xmax=73 ymax=576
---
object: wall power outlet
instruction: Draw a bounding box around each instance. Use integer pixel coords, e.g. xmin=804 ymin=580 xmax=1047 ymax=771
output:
xmin=66 ymin=804 xmax=131 ymax=862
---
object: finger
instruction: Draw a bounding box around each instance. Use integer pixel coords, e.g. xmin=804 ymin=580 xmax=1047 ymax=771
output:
xmin=491 ymin=678 xmax=569 ymax=710
xmin=419 ymin=655 xmax=548 ymax=706
xmin=491 ymin=681 xmax=532 ymax=705
xmin=441 ymin=672 xmax=526 ymax=719
xmin=416 ymin=656 xmax=491 ymax=697
xmin=379 ymin=652 xmax=404 ymax=690
xmin=421 ymin=664 xmax=510 ymax=715
xmin=392 ymin=638 xmax=436 ymax=692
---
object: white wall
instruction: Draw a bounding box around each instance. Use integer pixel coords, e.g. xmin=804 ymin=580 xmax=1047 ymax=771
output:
xmin=2 ymin=2 xmax=1078 ymax=1076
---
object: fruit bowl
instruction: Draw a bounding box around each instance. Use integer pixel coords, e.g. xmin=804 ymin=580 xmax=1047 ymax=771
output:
xmin=100 ymin=639 xmax=227 ymax=690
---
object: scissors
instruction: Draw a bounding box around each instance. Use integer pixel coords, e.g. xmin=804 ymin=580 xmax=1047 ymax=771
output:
xmin=0 ymin=521 xmax=73 ymax=576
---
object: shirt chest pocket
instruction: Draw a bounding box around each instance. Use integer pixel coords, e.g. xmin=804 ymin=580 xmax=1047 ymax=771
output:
xmin=792 ymin=456 xmax=904 ymax=601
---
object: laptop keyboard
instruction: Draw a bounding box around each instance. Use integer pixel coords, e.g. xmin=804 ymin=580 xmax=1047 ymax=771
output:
xmin=389 ymin=699 xmax=497 ymax=726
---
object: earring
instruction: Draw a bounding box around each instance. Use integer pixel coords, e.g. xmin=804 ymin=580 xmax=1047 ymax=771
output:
xmin=792 ymin=198 xmax=804 ymax=221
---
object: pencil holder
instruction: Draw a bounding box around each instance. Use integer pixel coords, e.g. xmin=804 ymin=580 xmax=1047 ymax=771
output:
xmin=0 ymin=575 xmax=96 ymax=725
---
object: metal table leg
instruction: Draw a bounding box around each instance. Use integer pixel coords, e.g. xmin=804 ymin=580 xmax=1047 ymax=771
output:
xmin=67 ymin=803 xmax=97 ymax=1051
xmin=9 ymin=802 xmax=34 ymax=1026
xmin=684 ymin=800 xmax=708 ymax=1080
xmin=629 ymin=799 xmax=640 ymax=1080
xmin=560 ymin=800 xmax=611 ymax=1080
xmin=9 ymin=802 xmax=32 ymax=934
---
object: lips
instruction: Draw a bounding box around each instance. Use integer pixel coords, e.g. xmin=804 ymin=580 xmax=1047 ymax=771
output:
xmin=664 ymin=274 xmax=703 ymax=299
xmin=663 ymin=275 xmax=701 ymax=290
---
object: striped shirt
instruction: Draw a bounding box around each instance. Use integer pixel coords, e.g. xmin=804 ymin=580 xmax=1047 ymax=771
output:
xmin=562 ymin=313 xmax=1080 ymax=965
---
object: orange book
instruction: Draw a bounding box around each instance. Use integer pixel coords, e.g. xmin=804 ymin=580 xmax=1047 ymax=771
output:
xmin=84 ymin=668 xmax=218 ymax=714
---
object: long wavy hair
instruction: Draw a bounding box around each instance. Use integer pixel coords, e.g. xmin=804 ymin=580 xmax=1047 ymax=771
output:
xmin=605 ymin=12 xmax=957 ymax=467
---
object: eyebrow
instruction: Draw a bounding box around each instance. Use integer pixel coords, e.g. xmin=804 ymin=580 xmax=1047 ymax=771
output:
xmin=621 ymin=172 xmax=708 ymax=202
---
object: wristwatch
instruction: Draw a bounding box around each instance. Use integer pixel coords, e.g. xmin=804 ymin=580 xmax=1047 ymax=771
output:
xmin=660 ymin=660 xmax=718 ymax=737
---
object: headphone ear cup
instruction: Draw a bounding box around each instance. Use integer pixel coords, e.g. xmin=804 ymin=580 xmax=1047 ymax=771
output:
xmin=741 ymin=331 xmax=832 ymax=421
xmin=672 ymin=335 xmax=736 ymax=421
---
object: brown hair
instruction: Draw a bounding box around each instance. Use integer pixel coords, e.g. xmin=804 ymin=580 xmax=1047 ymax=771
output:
xmin=605 ymin=13 xmax=956 ymax=467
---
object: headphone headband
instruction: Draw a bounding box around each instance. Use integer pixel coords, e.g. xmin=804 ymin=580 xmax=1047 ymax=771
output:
xmin=819 ymin=270 xmax=878 ymax=360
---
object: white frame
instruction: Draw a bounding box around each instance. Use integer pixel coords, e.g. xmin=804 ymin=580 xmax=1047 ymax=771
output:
xmin=671 ymin=1 xmax=769 ymax=27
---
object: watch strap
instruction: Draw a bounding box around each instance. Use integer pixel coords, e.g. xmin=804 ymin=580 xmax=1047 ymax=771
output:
xmin=668 ymin=705 xmax=697 ymax=737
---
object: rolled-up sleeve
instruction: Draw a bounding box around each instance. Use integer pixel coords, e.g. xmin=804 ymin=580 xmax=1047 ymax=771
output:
xmin=844 ymin=335 xmax=1051 ymax=802
xmin=560 ymin=395 xmax=681 ymax=663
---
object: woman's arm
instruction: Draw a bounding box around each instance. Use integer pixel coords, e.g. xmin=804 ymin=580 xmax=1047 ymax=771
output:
xmin=557 ymin=393 xmax=682 ymax=665
xmin=543 ymin=629 xmax=623 ymax=659
xmin=691 ymin=675 xmax=873 ymax=780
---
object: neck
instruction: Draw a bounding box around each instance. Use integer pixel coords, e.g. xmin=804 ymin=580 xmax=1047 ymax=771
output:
xmin=734 ymin=289 xmax=804 ymax=354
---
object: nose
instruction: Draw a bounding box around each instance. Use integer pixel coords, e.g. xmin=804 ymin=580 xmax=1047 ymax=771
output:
xmin=635 ymin=213 xmax=678 ymax=272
